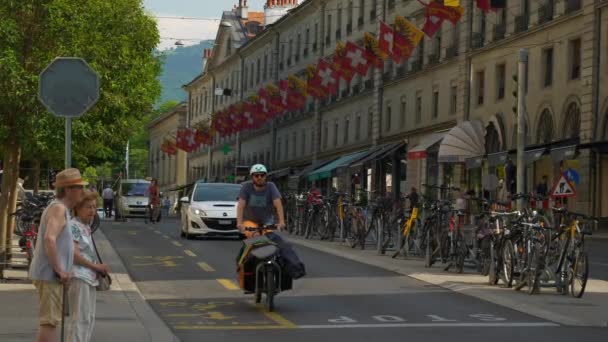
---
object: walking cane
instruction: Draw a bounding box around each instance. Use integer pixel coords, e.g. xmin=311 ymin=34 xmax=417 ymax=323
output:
xmin=59 ymin=281 xmax=69 ymax=342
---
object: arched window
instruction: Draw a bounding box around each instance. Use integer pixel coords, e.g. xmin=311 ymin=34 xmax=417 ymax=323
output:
xmin=562 ymin=102 xmax=581 ymax=139
xmin=485 ymin=123 xmax=501 ymax=154
xmin=536 ymin=109 xmax=554 ymax=144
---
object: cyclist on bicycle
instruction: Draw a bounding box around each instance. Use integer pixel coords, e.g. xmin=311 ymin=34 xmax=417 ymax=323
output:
xmin=237 ymin=164 xmax=285 ymax=232
xmin=236 ymin=164 xmax=306 ymax=279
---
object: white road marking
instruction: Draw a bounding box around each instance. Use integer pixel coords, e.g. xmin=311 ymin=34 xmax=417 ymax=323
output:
xmin=297 ymin=322 xmax=559 ymax=329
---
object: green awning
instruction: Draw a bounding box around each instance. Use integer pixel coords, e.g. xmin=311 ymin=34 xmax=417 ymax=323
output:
xmin=307 ymin=151 xmax=369 ymax=181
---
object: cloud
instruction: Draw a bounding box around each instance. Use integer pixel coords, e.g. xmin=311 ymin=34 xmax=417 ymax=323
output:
xmin=155 ymin=15 xmax=219 ymax=50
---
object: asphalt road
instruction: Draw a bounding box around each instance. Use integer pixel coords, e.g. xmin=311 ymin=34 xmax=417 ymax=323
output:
xmin=587 ymin=239 xmax=608 ymax=281
xmin=101 ymin=218 xmax=608 ymax=341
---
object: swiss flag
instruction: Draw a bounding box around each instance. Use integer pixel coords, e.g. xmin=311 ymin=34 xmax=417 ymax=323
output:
xmin=279 ymin=79 xmax=306 ymax=112
xmin=422 ymin=13 xmax=444 ymax=38
xmin=258 ymin=88 xmax=278 ymax=117
xmin=331 ymin=50 xmax=356 ymax=83
xmin=176 ymin=128 xmax=197 ymax=152
xmin=344 ymin=42 xmax=373 ymax=76
xmin=379 ymin=22 xmax=396 ymax=61
xmin=308 ymin=59 xmax=338 ymax=99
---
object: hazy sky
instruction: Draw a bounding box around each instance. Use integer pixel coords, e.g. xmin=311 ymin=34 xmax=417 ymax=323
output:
xmin=144 ymin=0 xmax=268 ymax=50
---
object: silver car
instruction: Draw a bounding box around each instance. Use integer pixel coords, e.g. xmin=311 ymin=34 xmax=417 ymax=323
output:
xmin=115 ymin=179 xmax=150 ymax=221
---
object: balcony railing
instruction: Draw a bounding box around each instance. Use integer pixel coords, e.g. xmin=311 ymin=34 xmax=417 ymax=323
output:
xmin=395 ymin=66 xmax=406 ymax=78
xmin=382 ymin=72 xmax=391 ymax=82
xmin=428 ymin=54 xmax=439 ymax=65
xmin=538 ymin=4 xmax=554 ymax=24
xmin=493 ymin=24 xmax=506 ymax=41
xmin=364 ymin=79 xmax=374 ymax=89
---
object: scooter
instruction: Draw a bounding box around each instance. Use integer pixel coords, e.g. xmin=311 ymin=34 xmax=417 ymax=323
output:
xmin=237 ymin=223 xmax=293 ymax=312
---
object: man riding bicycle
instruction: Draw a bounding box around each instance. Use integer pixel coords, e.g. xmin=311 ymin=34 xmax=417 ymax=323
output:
xmin=236 ymin=164 xmax=306 ymax=279
xmin=237 ymin=164 xmax=285 ymax=232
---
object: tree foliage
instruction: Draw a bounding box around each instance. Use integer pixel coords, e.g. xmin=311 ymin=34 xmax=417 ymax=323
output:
xmin=0 ymin=0 xmax=162 ymax=167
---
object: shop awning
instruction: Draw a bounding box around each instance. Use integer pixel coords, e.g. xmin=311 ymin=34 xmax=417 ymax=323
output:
xmin=465 ymin=156 xmax=483 ymax=169
xmin=525 ymin=148 xmax=546 ymax=165
xmin=550 ymin=145 xmax=577 ymax=162
xmin=308 ymin=151 xmax=369 ymax=181
xmin=267 ymin=167 xmax=291 ymax=179
xmin=487 ymin=151 xmax=509 ymax=167
xmin=438 ymin=120 xmax=486 ymax=163
xmin=407 ymin=133 xmax=446 ymax=160
xmin=350 ymin=141 xmax=406 ymax=168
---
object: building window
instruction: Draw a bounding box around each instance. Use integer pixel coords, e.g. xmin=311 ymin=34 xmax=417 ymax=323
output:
xmin=450 ymin=86 xmax=457 ymax=115
xmin=496 ymin=64 xmax=506 ymax=100
xmin=304 ymin=28 xmax=310 ymax=56
xmin=292 ymin=132 xmax=297 ymax=156
xmin=385 ymin=104 xmax=392 ymax=131
xmin=337 ymin=7 xmax=342 ymax=40
xmin=344 ymin=117 xmax=350 ymax=144
xmin=280 ymin=45 xmax=285 ymax=70
xmin=358 ymin=0 xmax=365 ymax=28
xmin=288 ymin=39 xmax=293 ymax=65
xmin=400 ymin=98 xmax=406 ymax=128
xmin=256 ymin=59 xmax=261 ymax=84
xmin=314 ymin=23 xmax=319 ymax=51
xmin=347 ymin=1 xmax=353 ymax=34
xmin=250 ymin=63 xmax=254 ymax=88
xmin=476 ymin=70 xmax=485 ymax=105
xmin=311 ymin=130 xmax=315 ymax=152
xmin=326 ymin=14 xmax=332 ymax=45
xmin=301 ymin=131 xmax=306 ymax=156
xmin=285 ymin=136 xmax=289 ymax=160
xmin=415 ymin=94 xmax=422 ymax=124
xmin=227 ymin=37 xmax=232 ymax=55
xmin=296 ymin=33 xmax=301 ymax=60
xmin=277 ymin=137 xmax=282 ymax=161
xmin=371 ymin=0 xmax=378 ymax=22
xmin=368 ymin=108 xmax=373 ymax=137
xmin=323 ymin=121 xmax=328 ymax=149
xmin=569 ymin=38 xmax=581 ymax=80
xmin=263 ymin=55 xmax=268 ymax=81
xmin=432 ymin=91 xmax=439 ymax=118
xmin=541 ymin=48 xmax=553 ymax=87
xmin=333 ymin=119 xmax=339 ymax=146
xmin=355 ymin=114 xmax=361 ymax=140
xmin=418 ymin=37 xmax=425 ymax=66
xmin=433 ymin=30 xmax=441 ymax=59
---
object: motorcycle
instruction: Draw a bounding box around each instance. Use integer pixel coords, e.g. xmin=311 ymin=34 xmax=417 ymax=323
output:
xmin=237 ymin=223 xmax=293 ymax=312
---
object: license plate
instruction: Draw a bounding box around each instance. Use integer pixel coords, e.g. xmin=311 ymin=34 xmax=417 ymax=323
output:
xmin=219 ymin=220 xmax=232 ymax=225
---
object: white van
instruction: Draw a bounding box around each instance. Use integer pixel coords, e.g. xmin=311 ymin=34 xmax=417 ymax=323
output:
xmin=114 ymin=179 xmax=150 ymax=221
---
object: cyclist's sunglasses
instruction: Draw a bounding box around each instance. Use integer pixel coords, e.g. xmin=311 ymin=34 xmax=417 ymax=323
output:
xmin=252 ymin=173 xmax=267 ymax=179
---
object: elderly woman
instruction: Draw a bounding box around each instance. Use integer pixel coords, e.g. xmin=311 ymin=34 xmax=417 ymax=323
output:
xmin=67 ymin=191 xmax=110 ymax=342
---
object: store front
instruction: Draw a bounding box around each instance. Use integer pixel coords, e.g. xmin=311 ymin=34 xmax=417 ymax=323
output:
xmin=407 ymin=133 xmax=446 ymax=198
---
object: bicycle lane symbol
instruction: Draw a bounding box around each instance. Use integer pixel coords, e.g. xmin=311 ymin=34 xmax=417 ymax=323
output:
xmin=155 ymin=300 xmax=296 ymax=330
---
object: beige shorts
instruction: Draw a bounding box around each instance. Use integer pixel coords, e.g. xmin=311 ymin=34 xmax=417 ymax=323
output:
xmin=33 ymin=280 xmax=63 ymax=327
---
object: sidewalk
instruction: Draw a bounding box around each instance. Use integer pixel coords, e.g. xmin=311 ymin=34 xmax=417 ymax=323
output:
xmin=287 ymin=235 xmax=608 ymax=327
xmin=0 ymin=229 xmax=179 ymax=342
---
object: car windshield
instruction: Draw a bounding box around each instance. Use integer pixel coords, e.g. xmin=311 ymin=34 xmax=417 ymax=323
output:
xmin=122 ymin=183 xmax=149 ymax=196
xmin=193 ymin=185 xmax=241 ymax=202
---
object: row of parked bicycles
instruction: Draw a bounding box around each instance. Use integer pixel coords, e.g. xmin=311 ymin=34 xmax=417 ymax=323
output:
xmin=283 ymin=184 xmax=596 ymax=298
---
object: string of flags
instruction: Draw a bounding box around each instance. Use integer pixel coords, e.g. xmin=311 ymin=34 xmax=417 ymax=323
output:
xmin=161 ymin=0 xmax=503 ymax=155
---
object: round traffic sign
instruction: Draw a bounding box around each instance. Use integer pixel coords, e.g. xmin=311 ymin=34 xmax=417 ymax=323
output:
xmin=38 ymin=57 xmax=100 ymax=118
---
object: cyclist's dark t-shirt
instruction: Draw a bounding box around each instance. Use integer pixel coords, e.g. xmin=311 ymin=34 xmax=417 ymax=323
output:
xmin=239 ymin=181 xmax=282 ymax=225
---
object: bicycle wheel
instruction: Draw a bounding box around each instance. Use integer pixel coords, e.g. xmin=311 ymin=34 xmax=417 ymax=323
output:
xmin=527 ymin=242 xmax=543 ymax=295
xmin=425 ymin=227 xmax=433 ymax=268
xmin=570 ymin=249 xmax=589 ymax=298
xmin=501 ymin=239 xmax=515 ymax=287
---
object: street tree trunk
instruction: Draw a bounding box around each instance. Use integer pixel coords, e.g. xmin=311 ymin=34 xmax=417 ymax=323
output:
xmin=33 ymin=159 xmax=40 ymax=194
xmin=5 ymin=144 xmax=21 ymax=259
xmin=0 ymin=140 xmax=18 ymax=275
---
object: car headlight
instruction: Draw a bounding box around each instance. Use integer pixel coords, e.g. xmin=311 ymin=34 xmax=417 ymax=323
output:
xmin=190 ymin=208 xmax=207 ymax=216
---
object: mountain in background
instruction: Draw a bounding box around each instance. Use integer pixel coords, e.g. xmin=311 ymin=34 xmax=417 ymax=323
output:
xmin=157 ymin=40 xmax=214 ymax=105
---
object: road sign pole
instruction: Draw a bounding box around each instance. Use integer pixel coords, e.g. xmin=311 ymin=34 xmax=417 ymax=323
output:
xmin=516 ymin=49 xmax=528 ymax=211
xmin=65 ymin=118 xmax=72 ymax=168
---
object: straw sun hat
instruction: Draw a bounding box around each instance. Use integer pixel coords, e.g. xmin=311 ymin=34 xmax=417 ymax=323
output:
xmin=53 ymin=168 xmax=89 ymax=188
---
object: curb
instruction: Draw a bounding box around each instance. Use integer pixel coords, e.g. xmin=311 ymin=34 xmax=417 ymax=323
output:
xmin=96 ymin=228 xmax=181 ymax=342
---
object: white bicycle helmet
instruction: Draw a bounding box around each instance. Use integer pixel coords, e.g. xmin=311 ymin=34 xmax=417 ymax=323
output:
xmin=250 ymin=164 xmax=268 ymax=175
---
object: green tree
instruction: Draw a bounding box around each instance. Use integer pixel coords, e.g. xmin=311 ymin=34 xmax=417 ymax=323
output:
xmin=0 ymin=0 xmax=162 ymax=272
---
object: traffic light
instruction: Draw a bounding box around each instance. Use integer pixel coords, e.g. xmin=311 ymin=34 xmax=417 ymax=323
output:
xmin=511 ymin=74 xmax=518 ymax=116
